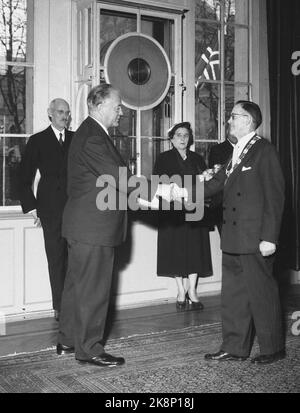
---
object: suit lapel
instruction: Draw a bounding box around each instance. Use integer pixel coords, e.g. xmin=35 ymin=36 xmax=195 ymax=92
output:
xmin=46 ymin=125 xmax=58 ymax=142
xmin=105 ymin=133 xmax=126 ymax=166
xmin=45 ymin=126 xmax=64 ymax=156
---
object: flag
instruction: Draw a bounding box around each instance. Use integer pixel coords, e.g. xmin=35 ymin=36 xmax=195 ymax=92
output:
xmin=195 ymin=43 xmax=220 ymax=92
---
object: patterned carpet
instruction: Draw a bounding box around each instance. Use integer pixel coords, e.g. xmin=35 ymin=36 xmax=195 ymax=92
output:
xmin=0 ymin=322 xmax=299 ymax=393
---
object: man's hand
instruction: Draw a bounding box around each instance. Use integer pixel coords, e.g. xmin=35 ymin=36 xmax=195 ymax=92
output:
xmin=259 ymin=241 xmax=276 ymax=257
xmin=137 ymin=184 xmax=174 ymax=209
xmin=31 ymin=209 xmax=41 ymax=227
xmin=138 ymin=183 xmax=188 ymax=209
xmin=155 ymin=183 xmax=172 ymax=202
xmin=137 ymin=196 xmax=159 ymax=209
xmin=155 ymin=183 xmax=188 ymax=203
xmin=170 ymin=183 xmax=188 ymax=202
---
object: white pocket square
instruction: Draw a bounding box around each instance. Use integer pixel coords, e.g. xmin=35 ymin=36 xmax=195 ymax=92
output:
xmin=242 ymin=166 xmax=252 ymax=171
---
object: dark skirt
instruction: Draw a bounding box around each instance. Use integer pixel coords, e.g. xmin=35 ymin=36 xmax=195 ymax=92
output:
xmin=156 ymin=212 xmax=213 ymax=278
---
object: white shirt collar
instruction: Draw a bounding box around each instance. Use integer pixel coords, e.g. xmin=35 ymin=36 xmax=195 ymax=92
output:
xmin=51 ymin=125 xmax=65 ymax=142
xmin=89 ymin=116 xmax=109 ymax=136
xmin=235 ymin=131 xmax=256 ymax=152
xmin=231 ymin=131 xmax=256 ymax=169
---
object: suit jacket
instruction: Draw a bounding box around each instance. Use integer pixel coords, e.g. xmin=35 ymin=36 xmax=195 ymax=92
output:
xmin=19 ymin=126 xmax=73 ymax=217
xmin=205 ymin=137 xmax=285 ymax=254
xmin=62 ymin=116 xmax=134 ymax=247
xmin=208 ymin=139 xmax=233 ymax=168
xmin=207 ymin=139 xmax=234 ymax=224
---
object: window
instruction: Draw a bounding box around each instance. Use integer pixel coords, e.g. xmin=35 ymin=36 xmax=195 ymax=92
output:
xmin=98 ymin=5 xmax=180 ymax=178
xmin=194 ymin=0 xmax=251 ymax=163
xmin=0 ymin=0 xmax=34 ymax=207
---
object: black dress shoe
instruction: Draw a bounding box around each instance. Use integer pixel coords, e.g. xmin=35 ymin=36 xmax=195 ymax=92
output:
xmin=251 ymin=349 xmax=286 ymax=365
xmin=56 ymin=343 xmax=75 ymax=355
xmin=76 ymin=352 xmax=125 ymax=367
xmin=54 ymin=310 xmax=60 ymax=322
xmin=176 ymin=295 xmax=187 ymax=309
xmin=186 ymin=293 xmax=204 ymax=310
xmin=204 ymin=350 xmax=248 ymax=361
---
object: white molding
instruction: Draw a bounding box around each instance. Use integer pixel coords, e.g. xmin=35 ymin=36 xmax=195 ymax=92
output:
xmin=108 ymin=0 xmax=189 ymax=12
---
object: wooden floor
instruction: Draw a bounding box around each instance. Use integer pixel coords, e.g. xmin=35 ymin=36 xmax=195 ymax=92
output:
xmin=0 ymin=285 xmax=299 ymax=358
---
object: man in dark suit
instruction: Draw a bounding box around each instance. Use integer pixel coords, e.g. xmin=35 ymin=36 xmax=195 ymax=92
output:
xmin=57 ymin=84 xmax=171 ymax=367
xmin=203 ymin=100 xmax=285 ymax=365
xmin=19 ymin=99 xmax=73 ymax=321
xmin=207 ymin=138 xmax=234 ymax=234
xmin=208 ymin=138 xmax=234 ymax=169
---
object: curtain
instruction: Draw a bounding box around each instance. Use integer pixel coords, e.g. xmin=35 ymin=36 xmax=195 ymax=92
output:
xmin=267 ymin=0 xmax=300 ymax=270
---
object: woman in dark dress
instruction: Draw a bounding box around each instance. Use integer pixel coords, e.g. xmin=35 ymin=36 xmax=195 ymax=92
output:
xmin=153 ymin=122 xmax=213 ymax=310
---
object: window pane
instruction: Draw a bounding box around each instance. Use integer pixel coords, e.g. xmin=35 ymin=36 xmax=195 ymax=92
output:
xmin=225 ymin=83 xmax=250 ymax=122
xmin=195 ymin=141 xmax=217 ymax=167
xmin=1 ymin=65 xmax=25 ymax=133
xmin=140 ymin=103 xmax=172 ymax=178
xmin=141 ymin=137 xmax=170 ymax=179
xmin=196 ymin=0 xmax=221 ymax=22
xmin=196 ymin=21 xmax=220 ymax=82
xmin=141 ymin=15 xmax=174 ymax=67
xmin=111 ymin=134 xmax=136 ymax=171
xmin=0 ymin=0 xmax=29 ymax=62
xmin=100 ymin=9 xmax=137 ymax=65
xmin=225 ymin=0 xmax=249 ymax=25
xmin=195 ymin=83 xmax=220 ymax=141
xmin=0 ymin=65 xmax=33 ymax=134
xmin=0 ymin=135 xmax=26 ymax=206
xmin=225 ymin=25 xmax=249 ymax=82
xmin=110 ymin=104 xmax=136 ymax=165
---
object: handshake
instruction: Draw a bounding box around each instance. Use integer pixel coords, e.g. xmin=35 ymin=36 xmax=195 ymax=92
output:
xmin=155 ymin=183 xmax=188 ymax=203
xmin=138 ymin=183 xmax=188 ymax=210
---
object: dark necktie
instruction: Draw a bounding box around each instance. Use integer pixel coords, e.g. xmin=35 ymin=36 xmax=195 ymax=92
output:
xmin=59 ymin=132 xmax=63 ymax=146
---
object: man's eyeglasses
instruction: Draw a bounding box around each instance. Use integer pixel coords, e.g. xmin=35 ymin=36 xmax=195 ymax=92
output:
xmin=229 ymin=113 xmax=249 ymax=120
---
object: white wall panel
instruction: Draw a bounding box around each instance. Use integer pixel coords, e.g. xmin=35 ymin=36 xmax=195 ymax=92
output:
xmin=0 ymin=228 xmax=15 ymax=309
xmin=0 ymin=217 xmax=53 ymax=318
xmin=23 ymin=227 xmax=52 ymax=306
xmin=115 ymin=221 xmax=171 ymax=307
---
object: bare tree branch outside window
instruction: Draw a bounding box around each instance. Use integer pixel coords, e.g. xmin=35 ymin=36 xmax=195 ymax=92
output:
xmin=0 ymin=0 xmax=27 ymax=134
xmin=0 ymin=0 xmax=29 ymax=206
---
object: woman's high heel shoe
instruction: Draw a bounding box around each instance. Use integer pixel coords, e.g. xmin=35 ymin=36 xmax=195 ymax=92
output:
xmin=186 ymin=292 xmax=204 ymax=310
xmin=176 ymin=295 xmax=187 ymax=309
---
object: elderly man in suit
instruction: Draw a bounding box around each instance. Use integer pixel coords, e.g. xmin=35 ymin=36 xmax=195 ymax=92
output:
xmin=19 ymin=99 xmax=73 ymax=321
xmin=57 ymin=83 xmax=171 ymax=367
xmin=202 ymin=100 xmax=285 ymax=365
